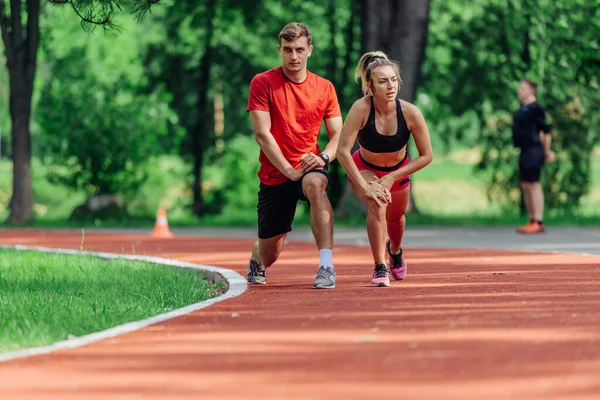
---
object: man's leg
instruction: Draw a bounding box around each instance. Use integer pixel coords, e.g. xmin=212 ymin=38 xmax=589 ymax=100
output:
xmin=252 ymin=234 xmax=287 ymax=268
xmin=248 ymin=182 xmax=298 ymax=284
xmin=517 ymin=167 xmax=545 ymax=234
xmin=521 ymin=181 xmax=534 ymax=220
xmin=247 ymin=235 xmax=286 ymax=285
xmin=302 ymin=172 xmax=333 ymax=251
xmin=302 ymin=171 xmax=336 ymax=289
xmin=530 ymin=182 xmax=544 ymax=222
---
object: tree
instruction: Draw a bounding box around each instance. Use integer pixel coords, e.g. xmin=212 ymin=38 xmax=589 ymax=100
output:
xmin=337 ymin=0 xmax=431 ymax=215
xmin=421 ymin=0 xmax=600 ymax=214
xmin=0 ymin=0 xmax=159 ymax=224
xmin=324 ymin=0 xmax=360 ymax=210
xmin=36 ymin=20 xmax=176 ymax=215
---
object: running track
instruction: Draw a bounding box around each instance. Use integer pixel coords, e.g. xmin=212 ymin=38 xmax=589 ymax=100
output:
xmin=1 ymin=229 xmax=599 ymax=399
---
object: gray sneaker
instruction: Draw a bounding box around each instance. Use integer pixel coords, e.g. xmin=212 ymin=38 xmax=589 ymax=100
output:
xmin=314 ymin=265 xmax=336 ymax=289
xmin=247 ymin=257 xmax=266 ymax=284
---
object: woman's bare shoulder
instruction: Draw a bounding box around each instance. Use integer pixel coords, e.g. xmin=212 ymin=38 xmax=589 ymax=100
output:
xmin=399 ymin=99 xmax=424 ymax=120
xmin=352 ymin=95 xmax=372 ymax=112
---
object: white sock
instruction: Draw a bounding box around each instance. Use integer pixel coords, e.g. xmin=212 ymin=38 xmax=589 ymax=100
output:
xmin=319 ymin=249 xmax=333 ymax=270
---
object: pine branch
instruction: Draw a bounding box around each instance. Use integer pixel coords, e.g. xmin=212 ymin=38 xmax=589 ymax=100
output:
xmin=132 ymin=0 xmax=159 ymax=22
xmin=47 ymin=0 xmax=160 ymax=31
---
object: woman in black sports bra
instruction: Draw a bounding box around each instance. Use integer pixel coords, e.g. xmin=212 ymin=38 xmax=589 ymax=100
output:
xmin=336 ymin=51 xmax=433 ymax=288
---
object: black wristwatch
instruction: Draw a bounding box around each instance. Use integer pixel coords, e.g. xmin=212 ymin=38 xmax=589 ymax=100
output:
xmin=319 ymin=153 xmax=330 ymax=167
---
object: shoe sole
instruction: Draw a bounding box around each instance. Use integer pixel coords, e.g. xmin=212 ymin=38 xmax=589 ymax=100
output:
xmin=247 ymin=280 xmax=267 ymax=285
xmin=370 ymin=282 xmax=391 ymax=287
xmin=313 ymin=284 xmax=335 ymax=289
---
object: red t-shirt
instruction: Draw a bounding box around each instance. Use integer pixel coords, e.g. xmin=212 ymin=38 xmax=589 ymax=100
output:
xmin=247 ymin=66 xmax=341 ymax=185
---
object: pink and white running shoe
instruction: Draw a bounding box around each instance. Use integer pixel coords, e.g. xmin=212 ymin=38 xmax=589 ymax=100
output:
xmin=387 ymin=238 xmax=407 ymax=280
xmin=370 ymin=263 xmax=391 ymax=287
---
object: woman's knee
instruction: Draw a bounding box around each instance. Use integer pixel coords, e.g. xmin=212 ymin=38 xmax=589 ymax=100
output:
xmin=367 ymin=200 xmax=387 ymax=219
xmin=386 ymin=214 xmax=405 ymax=226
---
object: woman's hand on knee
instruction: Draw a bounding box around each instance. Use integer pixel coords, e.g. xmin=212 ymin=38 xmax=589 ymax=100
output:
xmin=364 ymin=182 xmax=391 ymax=207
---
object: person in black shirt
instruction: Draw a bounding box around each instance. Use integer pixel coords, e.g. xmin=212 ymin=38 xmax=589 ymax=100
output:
xmin=512 ymin=78 xmax=555 ymax=234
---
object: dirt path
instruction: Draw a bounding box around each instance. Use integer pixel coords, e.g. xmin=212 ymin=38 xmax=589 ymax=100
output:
xmin=1 ymin=229 xmax=599 ymax=399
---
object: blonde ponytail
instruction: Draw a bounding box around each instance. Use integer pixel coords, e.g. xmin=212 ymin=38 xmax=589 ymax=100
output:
xmin=354 ymin=51 xmax=402 ymax=96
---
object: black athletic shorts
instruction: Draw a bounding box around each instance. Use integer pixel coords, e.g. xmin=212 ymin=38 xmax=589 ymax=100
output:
xmin=257 ymin=169 xmax=329 ymax=239
xmin=519 ymin=146 xmax=545 ymax=183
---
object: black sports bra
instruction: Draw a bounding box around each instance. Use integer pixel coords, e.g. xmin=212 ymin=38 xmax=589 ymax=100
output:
xmin=358 ymin=98 xmax=411 ymax=153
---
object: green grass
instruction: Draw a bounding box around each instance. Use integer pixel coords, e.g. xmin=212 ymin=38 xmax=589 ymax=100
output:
xmin=413 ymin=158 xmax=481 ymax=183
xmin=0 ymin=249 xmax=219 ymax=353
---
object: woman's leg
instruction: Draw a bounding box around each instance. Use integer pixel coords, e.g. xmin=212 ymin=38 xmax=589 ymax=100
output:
xmin=386 ymin=186 xmax=410 ymax=254
xmin=350 ymin=170 xmax=388 ymax=265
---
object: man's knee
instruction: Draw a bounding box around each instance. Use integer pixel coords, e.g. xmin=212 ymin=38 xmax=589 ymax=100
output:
xmin=303 ymin=175 xmax=328 ymax=200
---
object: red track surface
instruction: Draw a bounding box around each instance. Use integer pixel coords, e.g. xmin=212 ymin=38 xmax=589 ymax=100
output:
xmin=1 ymin=229 xmax=599 ymax=399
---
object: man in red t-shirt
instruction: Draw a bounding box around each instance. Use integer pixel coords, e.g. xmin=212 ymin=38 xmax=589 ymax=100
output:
xmin=246 ymin=22 xmax=342 ymax=289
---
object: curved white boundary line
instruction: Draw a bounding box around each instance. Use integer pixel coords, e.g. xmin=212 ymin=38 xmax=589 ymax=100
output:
xmin=0 ymin=244 xmax=248 ymax=363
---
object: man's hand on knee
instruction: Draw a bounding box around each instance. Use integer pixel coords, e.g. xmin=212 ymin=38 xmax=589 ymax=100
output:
xmin=300 ymin=153 xmax=326 ymax=173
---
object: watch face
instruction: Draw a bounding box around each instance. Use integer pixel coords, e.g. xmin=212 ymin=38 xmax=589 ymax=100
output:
xmin=321 ymin=154 xmax=329 ymax=162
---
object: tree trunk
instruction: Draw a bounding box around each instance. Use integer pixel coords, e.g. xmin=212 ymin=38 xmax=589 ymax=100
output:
xmin=8 ymin=79 xmax=34 ymax=224
xmin=333 ymin=1 xmax=367 ymax=217
xmin=360 ymin=0 xmax=430 ymax=214
xmin=1 ymin=0 xmax=40 ymax=224
xmin=343 ymin=0 xmax=430 ymax=215
xmin=361 ymin=0 xmax=430 ymax=103
xmin=191 ymin=0 xmax=215 ymax=216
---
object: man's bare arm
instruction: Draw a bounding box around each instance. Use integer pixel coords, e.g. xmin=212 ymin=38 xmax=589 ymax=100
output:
xmin=320 ymin=116 xmax=343 ymax=161
xmin=540 ymin=131 xmax=555 ymax=163
xmin=250 ymin=110 xmax=302 ymax=181
xmin=299 ymin=116 xmax=343 ymax=173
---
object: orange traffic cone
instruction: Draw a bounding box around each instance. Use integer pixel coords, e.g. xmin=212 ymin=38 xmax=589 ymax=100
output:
xmin=151 ymin=208 xmax=174 ymax=238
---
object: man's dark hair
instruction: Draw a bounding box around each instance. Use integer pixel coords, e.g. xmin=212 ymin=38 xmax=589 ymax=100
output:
xmin=279 ymin=22 xmax=312 ymax=46
xmin=521 ymin=78 xmax=537 ymax=93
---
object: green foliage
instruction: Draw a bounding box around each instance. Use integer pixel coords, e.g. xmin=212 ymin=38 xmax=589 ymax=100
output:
xmin=128 ymin=155 xmax=191 ymax=217
xmin=36 ymin=14 xmax=178 ymax=197
xmin=50 ymin=0 xmax=161 ymax=30
xmin=3 ymin=0 xmax=599 ymax=222
xmin=203 ymin=135 xmax=260 ymax=214
xmin=423 ymin=0 xmax=600 ymax=213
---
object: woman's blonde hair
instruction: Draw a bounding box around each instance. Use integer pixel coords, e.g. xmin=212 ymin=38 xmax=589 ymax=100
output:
xmin=354 ymin=51 xmax=402 ymax=96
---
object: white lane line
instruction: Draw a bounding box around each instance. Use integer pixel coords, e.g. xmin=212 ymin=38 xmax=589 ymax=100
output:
xmin=0 ymin=244 xmax=248 ymax=363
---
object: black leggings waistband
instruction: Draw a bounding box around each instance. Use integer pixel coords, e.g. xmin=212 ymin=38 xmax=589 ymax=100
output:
xmin=359 ymin=151 xmax=408 ymax=172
